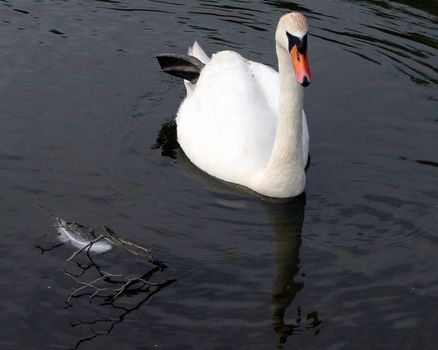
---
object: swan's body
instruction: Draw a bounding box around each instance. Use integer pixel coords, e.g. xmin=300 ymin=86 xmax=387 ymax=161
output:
xmin=178 ymin=48 xmax=309 ymax=195
xmin=158 ymin=13 xmax=312 ymax=198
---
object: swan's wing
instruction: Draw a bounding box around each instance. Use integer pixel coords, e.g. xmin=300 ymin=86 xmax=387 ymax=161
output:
xmin=177 ymin=51 xmax=277 ymax=184
xmin=248 ymin=61 xmax=280 ymax=118
xmin=302 ymin=110 xmax=309 ymax=163
xmin=176 ymin=50 xmax=309 ymax=187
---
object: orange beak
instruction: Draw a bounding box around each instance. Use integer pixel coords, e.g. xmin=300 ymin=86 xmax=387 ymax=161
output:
xmin=291 ymin=46 xmax=311 ymax=87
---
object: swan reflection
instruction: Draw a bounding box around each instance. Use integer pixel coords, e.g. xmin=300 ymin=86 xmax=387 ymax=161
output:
xmin=154 ymin=121 xmax=321 ymax=346
xmin=263 ymin=197 xmax=321 ymax=346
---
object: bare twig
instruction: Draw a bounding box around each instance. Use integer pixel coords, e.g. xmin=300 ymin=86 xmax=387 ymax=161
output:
xmin=38 ymin=209 xmax=176 ymax=349
xmin=54 ymin=217 xmax=165 ymax=269
xmin=102 ymin=227 xmax=166 ymax=268
xmin=66 ymin=236 xmax=106 ymax=261
xmin=63 ymin=268 xmax=164 ymax=302
xmin=35 ymin=242 xmax=65 ymax=254
xmin=68 ymin=277 xmax=176 ymax=350
xmin=61 ymin=224 xmax=171 ymax=303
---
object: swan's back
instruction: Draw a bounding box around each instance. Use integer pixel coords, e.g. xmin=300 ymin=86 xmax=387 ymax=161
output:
xmin=177 ymin=50 xmax=278 ymax=185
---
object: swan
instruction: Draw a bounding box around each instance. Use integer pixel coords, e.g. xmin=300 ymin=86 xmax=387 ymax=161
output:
xmin=157 ymin=12 xmax=312 ymax=198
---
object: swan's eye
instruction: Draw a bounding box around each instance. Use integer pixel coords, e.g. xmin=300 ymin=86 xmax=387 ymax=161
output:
xmin=286 ymin=32 xmax=299 ymax=52
xmin=300 ymin=35 xmax=308 ymax=54
xmin=286 ymin=32 xmax=308 ymax=54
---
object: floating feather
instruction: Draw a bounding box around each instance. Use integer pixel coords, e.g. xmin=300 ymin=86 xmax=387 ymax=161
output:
xmin=55 ymin=219 xmax=112 ymax=253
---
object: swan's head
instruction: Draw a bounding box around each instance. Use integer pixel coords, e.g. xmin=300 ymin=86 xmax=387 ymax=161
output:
xmin=276 ymin=12 xmax=312 ymax=87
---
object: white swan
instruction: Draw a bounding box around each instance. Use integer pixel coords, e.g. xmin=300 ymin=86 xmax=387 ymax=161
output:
xmin=157 ymin=12 xmax=312 ymax=198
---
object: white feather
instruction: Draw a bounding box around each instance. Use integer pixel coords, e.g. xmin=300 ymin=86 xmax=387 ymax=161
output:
xmin=56 ymin=219 xmax=112 ymax=253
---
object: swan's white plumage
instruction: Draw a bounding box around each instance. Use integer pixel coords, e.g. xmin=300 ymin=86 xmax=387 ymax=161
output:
xmin=188 ymin=41 xmax=210 ymax=64
xmin=176 ymin=45 xmax=309 ymax=194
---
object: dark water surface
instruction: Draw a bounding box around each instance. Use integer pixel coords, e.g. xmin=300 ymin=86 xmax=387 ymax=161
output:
xmin=1 ymin=0 xmax=437 ymax=349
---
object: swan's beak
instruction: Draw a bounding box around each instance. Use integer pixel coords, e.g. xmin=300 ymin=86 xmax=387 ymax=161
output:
xmin=291 ymin=46 xmax=311 ymax=87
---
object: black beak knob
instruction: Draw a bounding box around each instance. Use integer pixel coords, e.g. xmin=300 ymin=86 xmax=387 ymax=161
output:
xmin=301 ymin=76 xmax=310 ymax=87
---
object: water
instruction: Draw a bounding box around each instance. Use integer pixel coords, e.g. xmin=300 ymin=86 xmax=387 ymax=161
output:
xmin=1 ymin=0 xmax=437 ymax=349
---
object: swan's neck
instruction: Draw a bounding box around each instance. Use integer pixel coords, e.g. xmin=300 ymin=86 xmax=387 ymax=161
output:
xmin=255 ymin=44 xmax=305 ymax=198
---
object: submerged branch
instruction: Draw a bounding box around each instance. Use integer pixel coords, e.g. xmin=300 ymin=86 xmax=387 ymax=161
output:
xmin=102 ymin=226 xmax=166 ymax=268
xmin=53 ymin=217 xmax=166 ymax=269
xmin=66 ymin=236 xmax=106 ymax=262
xmin=37 ymin=207 xmax=176 ymax=349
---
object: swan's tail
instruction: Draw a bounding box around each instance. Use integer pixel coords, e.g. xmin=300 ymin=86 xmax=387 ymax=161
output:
xmin=156 ymin=53 xmax=205 ymax=84
xmin=187 ymin=41 xmax=210 ymax=64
